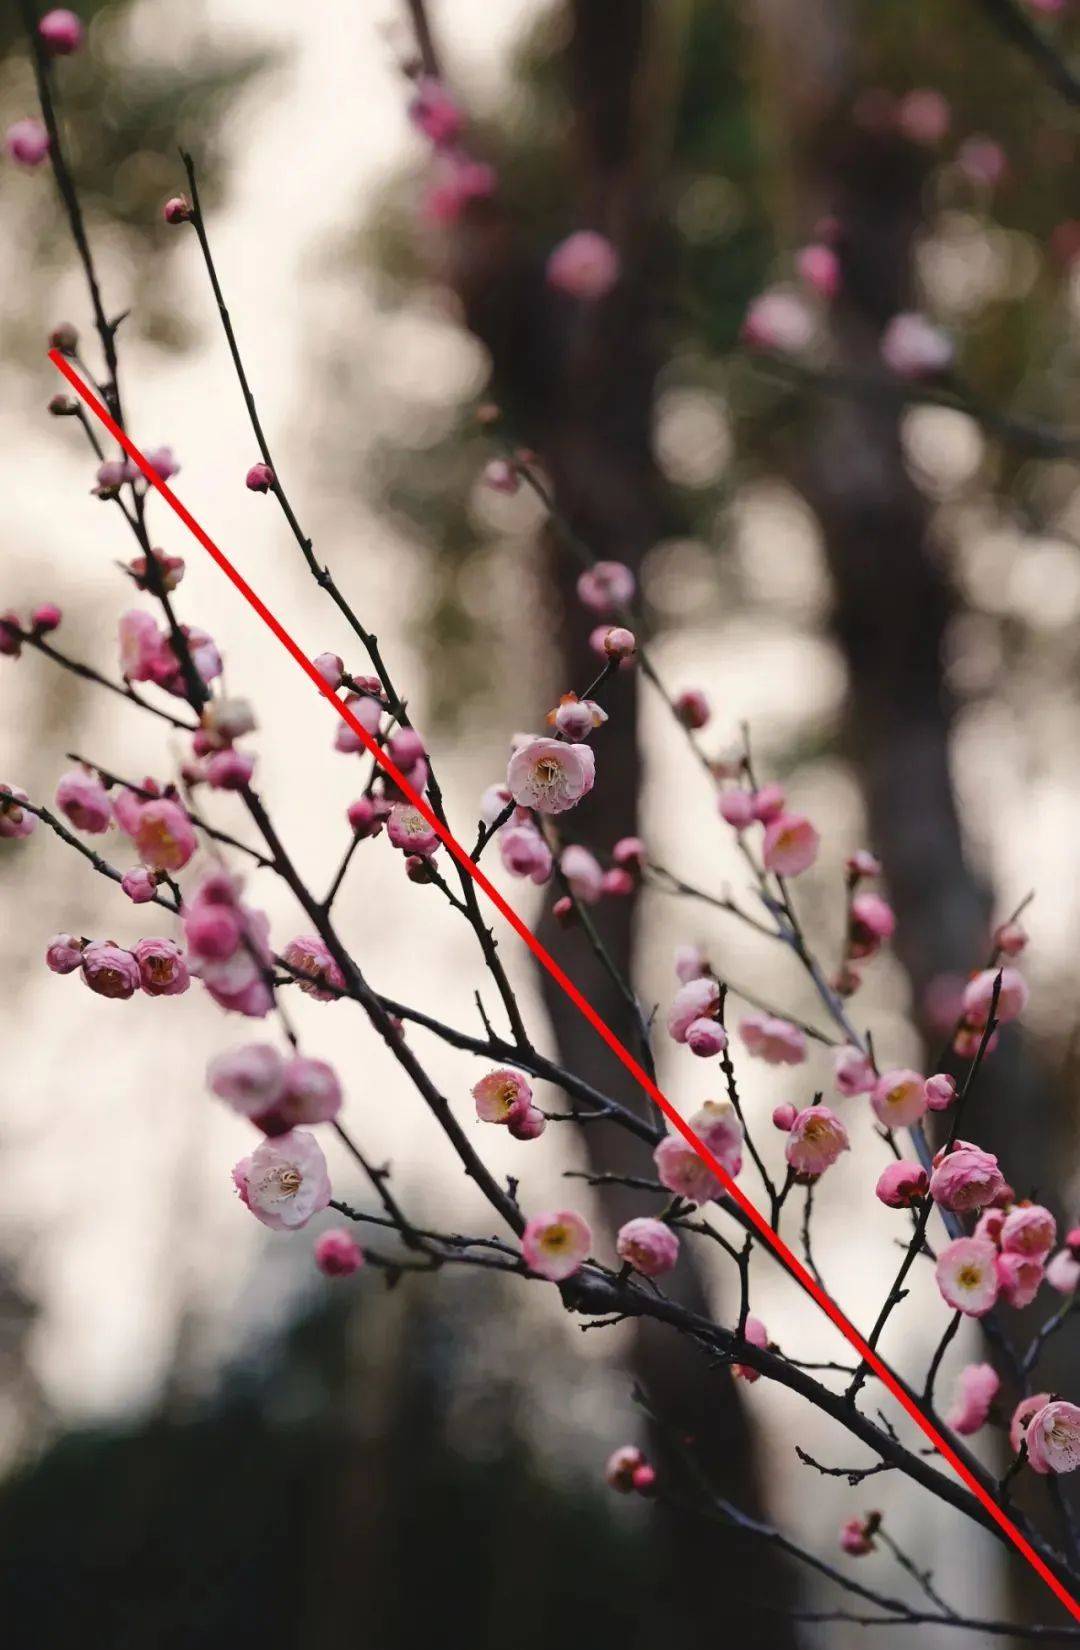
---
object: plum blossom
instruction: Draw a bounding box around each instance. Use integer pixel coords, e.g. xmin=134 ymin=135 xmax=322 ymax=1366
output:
xmin=762 ymin=814 xmax=819 ymax=876
xmin=499 ymin=821 xmax=552 ymax=883
xmin=185 ymin=872 xmax=273 ymax=1018
xmin=38 ymin=10 xmax=85 ymax=54
xmin=848 ymin=892 xmax=895 ymax=959
xmin=1025 ymin=1402 xmax=1080 ymax=1475
xmin=834 ymin=1045 xmax=876 ymax=1096
xmin=929 ymin=1143 xmax=1006 ymax=1213
xmin=315 ymin=1229 xmax=364 ymax=1277
xmin=718 ymin=788 xmax=756 ymax=829
xmin=785 ymin=1106 xmax=849 ymax=1178
xmin=945 ymin=1363 xmax=999 ymax=1436
xmin=522 ymin=1210 xmax=592 ymax=1281
xmin=616 ymin=1217 xmax=679 ymax=1278
xmin=673 ymin=688 xmax=710 ymax=729
xmin=121 ymin=867 xmax=157 ymax=904
xmin=560 ymin=844 xmax=604 ymax=904
xmin=233 ymin=1131 xmax=332 ymax=1230
xmin=796 ymin=243 xmax=840 ymax=297
xmin=674 ymin=944 xmax=708 ymax=984
xmin=924 ymin=1072 xmax=957 ymax=1111
xmin=472 ymin=1068 xmax=532 ymax=1125
xmin=997 ymin=1251 xmax=1044 ymax=1310
xmin=733 ymin=1315 xmax=769 ymax=1382
xmin=653 ymin=1133 xmax=722 ymax=1205
xmin=880 ymin=312 xmax=953 ymax=377
xmin=208 ymin=1043 xmax=287 ymax=1119
xmin=546 ymin=232 xmax=620 ymax=300
xmin=5 ymin=118 xmax=49 ymax=167
xmin=482 ymin=459 xmax=519 ymax=494
xmin=576 ymin=560 xmax=635 ymax=614
xmin=605 ymin=1445 xmax=647 ymax=1493
xmin=281 ymin=934 xmax=345 ymax=1001
xmin=55 ymin=768 xmax=112 ymax=833
xmin=667 ymin=976 xmax=720 ymax=1042
xmin=0 ymin=785 xmax=36 ymax=838
xmin=871 ymin=1069 xmax=928 ymax=1129
xmin=741 ymin=289 xmax=814 ymax=354
xmin=1012 ymin=1393 xmax=1053 ymax=1466
xmin=739 ymin=1013 xmax=806 ymax=1066
xmin=935 ymin=1237 xmax=1000 ymax=1316
xmin=125 ymin=797 xmax=197 ymax=872
xmin=80 ymin=941 xmax=141 ymax=1000
xmin=1001 ymin=1204 xmax=1056 ymax=1259
xmin=507 ymin=738 xmax=595 ymax=814
xmin=508 ymin=1105 xmax=547 ymax=1141
xmin=387 ymin=802 xmax=439 ymax=857
xmin=133 ymin=937 xmax=190 ymax=997
xmin=686 ymin=1018 xmax=728 ymax=1057
xmin=1047 ymin=1247 xmax=1080 ymax=1294
xmin=692 ymin=1099 xmax=744 ymax=1178
xmin=46 ymin=934 xmax=83 ymax=974
xmin=840 ymin=1517 xmax=876 ymax=1557
xmin=875 ymin=1160 xmax=928 ymax=1208
xmin=962 ymin=966 xmax=1029 ymax=1027
xmin=408 ymin=77 xmax=464 ymax=147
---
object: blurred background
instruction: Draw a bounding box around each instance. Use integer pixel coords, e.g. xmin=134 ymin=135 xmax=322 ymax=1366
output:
xmin=2 ymin=0 xmax=1080 ymax=1644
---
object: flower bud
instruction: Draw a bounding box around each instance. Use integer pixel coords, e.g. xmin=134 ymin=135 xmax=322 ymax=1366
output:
xmin=163 ymin=194 xmax=192 ymax=225
xmin=245 ymin=462 xmax=275 ymax=492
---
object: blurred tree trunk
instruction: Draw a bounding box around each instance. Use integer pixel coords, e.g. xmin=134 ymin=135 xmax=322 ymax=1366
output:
xmin=420 ymin=0 xmax=798 ymax=1636
xmin=751 ymin=0 xmax=1080 ymax=1616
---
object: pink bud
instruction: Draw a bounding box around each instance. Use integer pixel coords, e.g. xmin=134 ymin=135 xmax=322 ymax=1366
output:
xmin=546 ymin=231 xmax=620 ymax=301
xmin=0 ymin=612 xmax=23 ymax=656
xmin=674 ymin=688 xmax=710 ymax=730
xmin=601 ymin=867 xmax=634 ymax=897
xmin=315 ymin=1228 xmax=364 ymax=1277
xmin=994 ymin=920 xmax=1028 ymax=958
xmin=38 ymin=10 xmax=84 ymax=54
xmin=875 ymin=1160 xmax=929 ymax=1208
xmin=313 ymin=651 xmax=344 ymax=688
xmin=718 ymin=789 xmax=756 ymax=829
xmin=162 ymin=194 xmax=192 ymax=225
xmin=388 ymin=728 xmax=425 ymax=772
xmin=686 ymin=1018 xmax=729 ymax=1058
xmin=846 ymin=849 xmax=882 ymax=879
xmin=45 ymin=933 xmax=84 ymax=974
xmin=772 ymin=1102 xmax=797 ymax=1131
xmin=482 ymin=458 xmax=519 ymax=494
xmin=31 ymin=601 xmax=62 ymax=633
xmin=751 ymin=783 xmax=785 ymax=823
xmin=121 ymin=867 xmax=157 ymax=904
xmin=924 ymin=1072 xmax=957 ymax=1111
xmin=796 ymin=243 xmax=840 ymax=298
xmin=6 ymin=118 xmax=50 ymax=168
xmin=508 ymin=1105 xmax=547 ymax=1141
xmin=205 ymin=748 xmax=256 ymax=790
xmin=632 ymin=1463 xmax=657 ymax=1496
xmin=245 ymin=462 xmax=275 ymax=492
xmin=347 ymin=796 xmax=380 ymax=837
xmin=602 ymin=626 xmax=636 ymax=661
xmin=408 ymin=77 xmax=464 ymax=148
xmin=612 ymin=836 xmax=646 ymax=871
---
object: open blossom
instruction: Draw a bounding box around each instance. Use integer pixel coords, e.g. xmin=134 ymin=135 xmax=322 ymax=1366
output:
xmin=576 ymin=560 xmax=635 ymax=614
xmin=935 ymin=1236 xmax=999 ymax=1316
xmin=522 ymin=1210 xmax=592 ymax=1281
xmin=929 ymin=1143 xmax=1006 ymax=1213
xmin=653 ymin=1133 xmax=723 ymax=1205
xmin=387 ymin=802 xmax=439 ymax=856
xmin=945 ymin=1363 xmax=999 ymax=1436
xmin=1012 ymin=1392 xmax=1053 ymax=1463
xmin=546 ymin=231 xmax=620 ymax=300
xmin=962 ymin=966 xmax=1029 ymax=1027
xmin=1025 ymin=1401 xmax=1080 ymax=1476
xmin=55 ymin=768 xmax=112 ymax=833
xmin=616 ymin=1217 xmax=680 ymax=1278
xmin=507 ymin=738 xmax=595 ymax=815
xmin=126 ymin=797 xmax=197 ymax=872
xmin=834 ymin=1044 xmax=876 ymax=1096
xmin=234 ymin=1131 xmax=331 ymax=1230
xmin=0 ymin=785 xmax=36 ymax=838
xmin=739 ymin=1012 xmax=806 ymax=1066
xmin=848 ymin=892 xmax=895 ymax=958
xmin=46 ymin=934 xmax=84 ymax=974
xmin=144 ymin=445 xmax=180 ymax=482
xmin=997 ymin=1250 xmax=1044 ymax=1309
xmin=561 ymin=844 xmax=604 ymax=904
xmin=785 ymin=1106 xmax=849 ymax=1178
xmin=472 ymin=1068 xmax=532 ymax=1125
xmin=667 ymin=976 xmax=720 ymax=1042
xmin=733 ymin=1314 xmax=769 ymax=1382
xmin=133 ymin=937 xmax=190 ymax=997
xmin=81 ymin=940 xmax=141 ymax=1000
xmin=875 ymin=1160 xmax=928 ymax=1208
xmin=282 ymin=934 xmax=345 ymax=1001
xmin=315 ymin=1229 xmax=364 ymax=1277
xmin=208 ymin=1043 xmax=287 ymax=1119
xmin=762 ymin=814 xmax=819 ymax=877
xmin=880 ymin=312 xmax=953 ymax=377
xmin=870 ymin=1068 xmax=928 ymax=1129
xmin=1001 ymin=1204 xmax=1056 ymax=1259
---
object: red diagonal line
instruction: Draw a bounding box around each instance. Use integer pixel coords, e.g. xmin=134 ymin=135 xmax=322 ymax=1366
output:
xmin=49 ymin=346 xmax=1080 ymax=1620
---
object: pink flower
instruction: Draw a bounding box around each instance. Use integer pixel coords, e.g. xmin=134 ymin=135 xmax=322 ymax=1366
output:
xmin=739 ymin=1012 xmax=807 ymax=1066
xmin=935 ymin=1237 xmax=1000 ymax=1316
xmin=408 ymin=77 xmax=464 ymax=147
xmin=975 ymin=1206 xmax=1006 ymax=1246
xmin=871 ymin=1068 xmax=928 ymax=1129
xmin=201 ymin=696 xmax=256 ymax=746
xmin=962 ymin=966 xmax=1029 ymax=1027
xmin=1012 ymin=1393 xmax=1053 ymax=1463
xmin=1047 ymin=1248 xmax=1080 ymax=1294
xmin=945 ymin=1363 xmax=999 ymax=1436
xmin=785 ymin=1106 xmax=849 ymax=1178
xmin=1001 ymin=1204 xmax=1056 ymax=1259
xmin=163 ymin=195 xmax=192 ymax=225
xmin=334 ymin=692 xmax=383 ymax=752
xmin=507 ymin=737 xmax=595 ymax=814
xmin=691 ymin=1099 xmax=744 ymax=1178
xmin=929 ymin=1145 xmax=1006 ymax=1213
xmin=674 ymin=944 xmax=708 ymax=984
xmin=134 ymin=937 xmax=190 ymax=997
xmin=45 ymin=933 xmax=83 ymax=974
xmin=278 ymin=1056 xmax=343 ymax=1127
xmin=522 ymin=1210 xmax=592 ymax=1281
xmin=576 ymin=560 xmax=635 ymax=615
xmin=602 ymin=626 xmax=636 ymax=661
xmin=207 ymin=1043 xmax=286 ymax=1119
xmin=875 ymin=1160 xmax=929 ymax=1208
xmin=5 ymin=118 xmax=50 ymax=167
xmin=605 ymin=1445 xmax=646 ymax=1492
xmin=612 ymin=836 xmax=645 ymax=871
xmin=31 ymin=600 xmax=61 ymax=631
xmin=38 ymin=10 xmax=85 ymax=54
xmin=733 ymin=1314 xmax=769 ymax=1382
xmin=186 ymin=874 xmax=273 ymax=1018
xmin=616 ymin=1217 xmax=679 ymax=1278
xmin=0 ymin=784 xmax=37 ymax=838
xmin=772 ymin=1102 xmax=797 ymax=1131
xmin=206 ymin=749 xmax=256 ymax=790
xmin=718 ymin=788 xmax=756 ymax=829
xmin=1025 ymin=1401 xmax=1080 ymax=1475
xmin=482 ymin=459 xmax=519 ymax=494
xmin=126 ymin=797 xmax=197 ymax=872
xmin=499 ymin=823 xmax=552 ymax=884
xmin=315 ymin=1228 xmax=364 ymax=1277
xmin=422 ymin=155 xmax=496 ymax=223
xmin=997 ymin=1251 xmax=1044 ymax=1309
xmin=388 ymin=729 xmax=426 ymax=775
xmin=144 ymin=445 xmax=180 ymax=482
xmin=121 ymin=867 xmax=156 ymax=903
xmin=667 ymin=976 xmax=721 ymax=1042
xmin=674 ymin=688 xmax=710 ymax=730
xmin=834 ymin=1045 xmax=876 ymax=1096
xmin=234 ymin=1131 xmax=332 ymax=1230
xmin=762 ymin=814 xmax=819 ymax=877
xmin=313 ymin=651 xmax=344 ymax=688
xmin=0 ymin=612 xmax=23 ymax=656
xmin=653 ymin=1135 xmax=723 ymax=1205
xmin=849 ymin=892 xmax=895 ymax=958
xmin=924 ymin=1072 xmax=957 ymax=1111
xmin=245 ymin=462 xmax=275 ymax=492
xmin=840 ymin=1517 xmax=876 ymax=1557
xmin=552 ymin=700 xmax=597 ymax=741
xmin=898 ymin=88 xmax=951 ymax=146
xmin=847 ymin=849 xmax=882 ymax=879
xmin=741 ymin=289 xmax=814 ymax=354
xmin=994 ymin=919 xmax=1028 ymax=957
xmin=796 ymin=243 xmax=840 ymax=298
xmin=686 ymin=1018 xmax=729 ymax=1057
xmin=508 ymin=1105 xmax=547 ymax=1141
xmin=55 ymin=767 xmax=112 ymax=834
xmin=880 ymin=312 xmax=953 ymax=377
xmin=546 ymin=231 xmax=620 ymax=300
xmin=387 ymin=802 xmax=439 ymax=856
xmin=80 ymin=940 xmax=141 ymax=1000
xmin=281 ymin=935 xmax=345 ymax=1001
xmin=560 ymin=844 xmax=604 ymax=904
xmin=472 ymin=1068 xmax=533 ymax=1125
xmin=751 ymin=783 xmax=786 ymax=823
xmin=118 ymin=610 xmax=164 ymax=680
